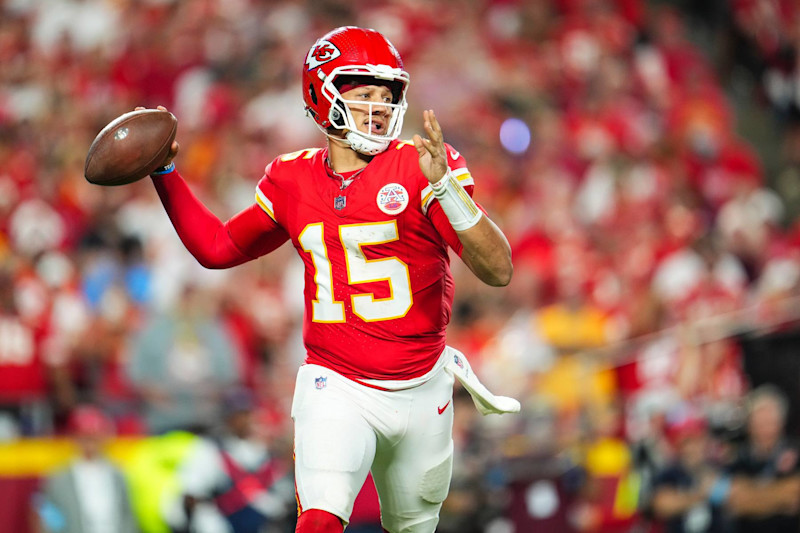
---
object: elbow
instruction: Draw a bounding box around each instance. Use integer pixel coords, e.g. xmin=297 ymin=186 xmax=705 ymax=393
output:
xmin=496 ymin=263 xmax=514 ymax=287
xmin=496 ymin=250 xmax=514 ymax=286
xmin=486 ymin=260 xmax=513 ymax=287
xmin=491 ymin=242 xmax=514 ymax=287
xmin=194 ymin=254 xmax=228 ymax=270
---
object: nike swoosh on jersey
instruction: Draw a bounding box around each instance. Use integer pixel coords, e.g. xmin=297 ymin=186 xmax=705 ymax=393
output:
xmin=449 ymin=149 xmax=460 ymax=160
xmin=437 ymin=400 xmax=451 ymax=415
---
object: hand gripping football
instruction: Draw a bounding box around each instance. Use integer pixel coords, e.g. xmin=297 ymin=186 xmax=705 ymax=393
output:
xmin=84 ymin=109 xmax=177 ymax=186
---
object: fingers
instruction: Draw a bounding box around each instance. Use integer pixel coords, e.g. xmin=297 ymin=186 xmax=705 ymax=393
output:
xmin=421 ymin=109 xmax=445 ymax=162
xmin=133 ymin=107 xmax=179 ymax=165
xmin=422 ymin=137 xmax=438 ymax=157
xmin=413 ymin=134 xmax=426 ymax=156
xmin=415 ymin=110 xmax=446 ymax=161
xmin=413 ymin=134 xmax=438 ymax=158
xmin=423 ymin=109 xmax=443 ymax=144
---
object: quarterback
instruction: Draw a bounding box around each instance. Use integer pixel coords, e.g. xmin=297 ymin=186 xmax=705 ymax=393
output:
xmin=146 ymin=26 xmax=517 ymax=533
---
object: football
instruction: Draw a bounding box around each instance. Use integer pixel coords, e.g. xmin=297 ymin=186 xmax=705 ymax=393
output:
xmin=84 ymin=109 xmax=177 ymax=186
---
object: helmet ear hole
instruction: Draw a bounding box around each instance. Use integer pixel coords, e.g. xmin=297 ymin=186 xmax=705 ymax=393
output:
xmin=330 ymin=104 xmax=346 ymax=128
xmin=308 ymin=84 xmax=318 ymax=105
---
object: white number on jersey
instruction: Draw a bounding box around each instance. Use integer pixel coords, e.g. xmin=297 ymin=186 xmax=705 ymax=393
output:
xmin=299 ymin=223 xmax=346 ymax=323
xmin=299 ymin=221 xmax=413 ymax=323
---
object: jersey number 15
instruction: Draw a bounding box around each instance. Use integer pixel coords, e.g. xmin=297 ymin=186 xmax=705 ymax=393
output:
xmin=299 ymin=220 xmax=413 ymax=323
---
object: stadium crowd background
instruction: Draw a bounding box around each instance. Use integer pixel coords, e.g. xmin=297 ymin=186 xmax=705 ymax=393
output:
xmin=1 ymin=0 xmax=800 ymax=531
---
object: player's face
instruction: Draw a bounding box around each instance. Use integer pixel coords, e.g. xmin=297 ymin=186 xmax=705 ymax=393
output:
xmin=340 ymin=85 xmax=394 ymax=136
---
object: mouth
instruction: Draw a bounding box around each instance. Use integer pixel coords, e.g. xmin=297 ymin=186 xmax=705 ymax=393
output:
xmin=365 ymin=116 xmax=387 ymax=135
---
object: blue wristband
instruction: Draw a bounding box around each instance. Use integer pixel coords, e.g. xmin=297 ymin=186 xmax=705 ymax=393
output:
xmin=708 ymin=476 xmax=731 ymax=505
xmin=151 ymin=162 xmax=175 ymax=175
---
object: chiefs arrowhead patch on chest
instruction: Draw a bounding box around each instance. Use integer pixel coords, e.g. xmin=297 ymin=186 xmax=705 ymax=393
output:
xmin=376 ymin=183 xmax=409 ymax=215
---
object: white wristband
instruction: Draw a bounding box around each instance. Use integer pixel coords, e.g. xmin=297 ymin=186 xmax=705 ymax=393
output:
xmin=430 ymin=168 xmax=482 ymax=231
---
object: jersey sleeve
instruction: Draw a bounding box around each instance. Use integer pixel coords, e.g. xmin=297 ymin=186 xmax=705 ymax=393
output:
xmin=227 ymin=204 xmax=289 ymax=258
xmin=255 ymin=160 xmax=280 ymax=223
xmin=152 ymin=168 xmax=286 ymax=269
xmin=421 ymin=143 xmax=482 ymax=256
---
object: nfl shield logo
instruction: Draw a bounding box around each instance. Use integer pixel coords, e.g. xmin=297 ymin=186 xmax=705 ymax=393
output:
xmin=454 ymin=355 xmax=464 ymax=369
xmin=334 ymin=196 xmax=346 ymax=210
xmin=315 ymin=376 xmax=327 ymax=390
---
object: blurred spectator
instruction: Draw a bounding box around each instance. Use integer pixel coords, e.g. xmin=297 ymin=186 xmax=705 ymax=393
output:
xmin=38 ymin=405 xmax=138 ymax=533
xmin=123 ymin=431 xmax=199 ymax=533
xmin=650 ymin=409 xmax=728 ymax=533
xmin=571 ymin=403 xmax=639 ymax=532
xmin=728 ymin=0 xmax=800 ymax=123
xmin=503 ymin=452 xmax=584 ymax=533
xmin=717 ymin=177 xmax=784 ymax=275
xmin=126 ymin=284 xmax=241 ymax=434
xmin=724 ymin=384 xmax=800 ymax=532
xmin=533 ymin=268 xmax=618 ymax=414
xmin=165 ymin=388 xmax=294 ymax=533
xmin=0 ymin=267 xmax=70 ymax=436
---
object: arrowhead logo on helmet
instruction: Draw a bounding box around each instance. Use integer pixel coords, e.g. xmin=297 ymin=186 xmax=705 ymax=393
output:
xmin=306 ymin=40 xmax=341 ymax=70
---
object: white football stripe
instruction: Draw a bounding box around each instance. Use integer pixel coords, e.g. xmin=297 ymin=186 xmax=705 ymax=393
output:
xmin=255 ymin=187 xmax=276 ymax=221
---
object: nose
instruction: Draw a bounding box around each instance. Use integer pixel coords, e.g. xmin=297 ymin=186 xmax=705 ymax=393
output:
xmin=371 ymin=99 xmax=390 ymax=117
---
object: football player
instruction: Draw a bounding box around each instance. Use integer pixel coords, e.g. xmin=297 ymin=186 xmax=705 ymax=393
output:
xmin=145 ymin=26 xmax=517 ymax=533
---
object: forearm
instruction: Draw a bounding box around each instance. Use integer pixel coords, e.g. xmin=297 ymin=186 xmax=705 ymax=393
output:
xmin=652 ymin=488 xmax=706 ymax=519
xmin=151 ymin=171 xmax=281 ymax=268
xmin=456 ymin=216 xmax=513 ymax=286
xmin=728 ymin=476 xmax=800 ymax=516
xmin=426 ymin=170 xmax=512 ymax=286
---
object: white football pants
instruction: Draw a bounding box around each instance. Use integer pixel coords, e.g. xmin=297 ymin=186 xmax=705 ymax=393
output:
xmin=291 ymin=348 xmax=456 ymax=533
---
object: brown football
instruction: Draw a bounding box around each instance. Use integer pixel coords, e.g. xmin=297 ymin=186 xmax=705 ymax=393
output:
xmin=84 ymin=109 xmax=177 ymax=186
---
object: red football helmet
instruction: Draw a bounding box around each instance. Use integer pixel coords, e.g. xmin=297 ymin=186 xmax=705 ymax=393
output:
xmin=302 ymin=26 xmax=410 ymax=155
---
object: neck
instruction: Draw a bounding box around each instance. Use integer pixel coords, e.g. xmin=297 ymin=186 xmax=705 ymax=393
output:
xmin=327 ymin=136 xmax=372 ymax=173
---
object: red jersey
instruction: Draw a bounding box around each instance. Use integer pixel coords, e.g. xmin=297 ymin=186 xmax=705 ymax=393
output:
xmin=255 ymin=140 xmax=475 ymax=381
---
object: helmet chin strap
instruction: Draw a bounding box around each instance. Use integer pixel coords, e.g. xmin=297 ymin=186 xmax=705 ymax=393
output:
xmin=345 ymin=130 xmax=390 ymax=156
xmin=317 ymin=122 xmax=391 ymax=156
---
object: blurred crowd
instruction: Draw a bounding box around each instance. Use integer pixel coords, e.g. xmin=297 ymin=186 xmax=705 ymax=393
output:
xmin=2 ymin=0 xmax=800 ymax=532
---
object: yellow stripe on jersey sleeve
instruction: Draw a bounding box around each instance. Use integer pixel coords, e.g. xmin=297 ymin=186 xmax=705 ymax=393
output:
xmin=255 ymin=188 xmax=276 ymax=221
xmin=420 ymin=169 xmax=474 ymax=215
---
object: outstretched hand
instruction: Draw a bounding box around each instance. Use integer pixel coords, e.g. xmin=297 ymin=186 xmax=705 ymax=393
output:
xmin=136 ymin=105 xmax=180 ymax=167
xmin=413 ymin=110 xmax=448 ymax=184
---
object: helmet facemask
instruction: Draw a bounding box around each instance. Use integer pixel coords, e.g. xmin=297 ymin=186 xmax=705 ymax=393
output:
xmin=317 ymin=64 xmax=409 ymax=155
